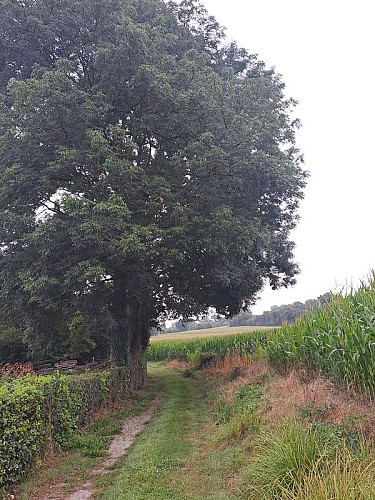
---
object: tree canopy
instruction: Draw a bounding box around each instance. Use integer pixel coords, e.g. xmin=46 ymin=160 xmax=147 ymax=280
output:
xmin=0 ymin=0 xmax=307 ymax=365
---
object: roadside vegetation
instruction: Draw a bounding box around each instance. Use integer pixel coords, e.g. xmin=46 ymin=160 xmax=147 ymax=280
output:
xmin=94 ymin=357 xmax=375 ymax=499
xmin=0 ymin=368 xmax=131 ymax=493
xmin=142 ymin=279 xmax=375 ymax=498
xmin=5 ymin=280 xmax=375 ymax=498
xmin=14 ymin=376 xmax=158 ymax=500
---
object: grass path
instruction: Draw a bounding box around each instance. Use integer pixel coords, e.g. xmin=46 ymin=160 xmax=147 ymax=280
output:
xmin=16 ymin=359 xmax=375 ymax=499
xmin=95 ymin=363 xmax=245 ymax=499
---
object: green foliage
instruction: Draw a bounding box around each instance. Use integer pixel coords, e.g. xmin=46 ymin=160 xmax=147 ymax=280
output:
xmin=0 ymin=368 xmax=129 ymax=487
xmin=0 ymin=326 xmax=30 ymax=364
xmin=0 ymin=0 xmax=306 ymax=366
xmin=0 ymin=379 xmax=46 ymax=488
xmin=297 ymin=402 xmax=336 ymax=420
xmin=68 ymin=434 xmax=107 ymax=458
xmin=218 ymin=411 xmax=259 ymax=442
xmin=86 ymin=417 xmax=122 ymax=436
xmin=147 ymin=332 xmax=271 ymax=362
xmin=230 ymin=295 xmax=330 ymax=327
xmin=266 ymin=279 xmax=375 ymax=396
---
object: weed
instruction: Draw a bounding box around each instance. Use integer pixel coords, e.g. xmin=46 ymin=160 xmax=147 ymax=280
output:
xmin=215 ymin=401 xmax=234 ymax=425
xmin=68 ymin=435 xmax=107 ymax=457
xmin=218 ymin=411 xmax=259 ymax=441
xmin=311 ymin=422 xmax=367 ymax=457
xmin=228 ymin=366 xmax=243 ymax=381
xmin=298 ymin=401 xmax=337 ymax=420
xmin=279 ymin=451 xmax=375 ymax=499
xmin=196 ymin=352 xmax=217 ymax=369
xmin=216 ymin=383 xmax=262 ymax=441
xmin=104 ymin=423 xmax=122 ymax=436
xmin=182 ymin=367 xmax=196 ymax=378
xmin=89 ymin=418 xmax=110 ymax=432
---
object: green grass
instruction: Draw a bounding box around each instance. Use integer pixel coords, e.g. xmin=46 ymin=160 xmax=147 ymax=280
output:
xmin=95 ymin=363 xmax=265 ymax=499
xmin=243 ymin=417 xmax=371 ymax=500
xmin=96 ymin=363 xmax=205 ymax=499
xmin=68 ymin=434 xmax=107 ymax=458
xmin=279 ymin=451 xmax=375 ymax=499
xmin=14 ymin=378 xmax=159 ymax=499
xmin=216 ymin=384 xmax=262 ymax=442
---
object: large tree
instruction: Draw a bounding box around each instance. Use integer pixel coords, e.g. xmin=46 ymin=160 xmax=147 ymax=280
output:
xmin=0 ymin=0 xmax=307 ymax=365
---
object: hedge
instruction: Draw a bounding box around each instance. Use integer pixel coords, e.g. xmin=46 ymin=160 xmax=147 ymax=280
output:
xmin=0 ymin=367 xmax=130 ymax=487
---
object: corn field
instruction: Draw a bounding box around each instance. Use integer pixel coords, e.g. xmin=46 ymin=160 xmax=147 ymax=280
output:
xmin=147 ymin=332 xmax=270 ymax=362
xmin=149 ymin=279 xmax=375 ymax=397
xmin=267 ymin=279 xmax=375 ymax=397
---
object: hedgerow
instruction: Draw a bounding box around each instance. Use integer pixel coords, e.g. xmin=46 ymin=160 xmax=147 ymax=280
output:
xmin=0 ymin=367 xmax=130 ymax=487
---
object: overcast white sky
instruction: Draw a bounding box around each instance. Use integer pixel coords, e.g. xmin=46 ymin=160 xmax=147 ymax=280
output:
xmin=201 ymin=0 xmax=375 ymax=314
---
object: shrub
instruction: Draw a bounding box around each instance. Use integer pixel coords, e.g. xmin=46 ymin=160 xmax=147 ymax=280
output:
xmin=0 ymin=367 xmax=130 ymax=487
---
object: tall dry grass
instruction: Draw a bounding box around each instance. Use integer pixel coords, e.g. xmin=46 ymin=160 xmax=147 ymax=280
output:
xmin=244 ymin=418 xmax=373 ymax=500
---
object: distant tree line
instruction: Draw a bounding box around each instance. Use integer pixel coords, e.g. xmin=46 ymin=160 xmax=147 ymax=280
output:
xmin=230 ymin=294 xmax=332 ymax=327
xmin=164 ymin=293 xmax=332 ymax=332
xmin=164 ymin=317 xmax=229 ymax=333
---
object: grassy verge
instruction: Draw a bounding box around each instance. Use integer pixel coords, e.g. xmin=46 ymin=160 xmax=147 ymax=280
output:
xmin=14 ymin=377 xmax=158 ymax=499
xmin=13 ymin=352 xmax=375 ymax=499
xmin=95 ymin=361 xmax=265 ymax=499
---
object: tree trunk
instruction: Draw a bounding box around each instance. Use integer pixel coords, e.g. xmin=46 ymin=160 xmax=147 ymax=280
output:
xmin=110 ymin=273 xmax=128 ymax=367
xmin=127 ymin=299 xmax=148 ymax=389
xmin=110 ymin=273 xmax=148 ymax=388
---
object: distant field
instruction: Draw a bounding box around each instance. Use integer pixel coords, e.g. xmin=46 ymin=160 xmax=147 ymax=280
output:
xmin=150 ymin=325 xmax=275 ymax=342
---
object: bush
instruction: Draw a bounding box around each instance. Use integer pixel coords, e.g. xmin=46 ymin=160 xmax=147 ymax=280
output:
xmin=0 ymin=367 xmax=130 ymax=487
